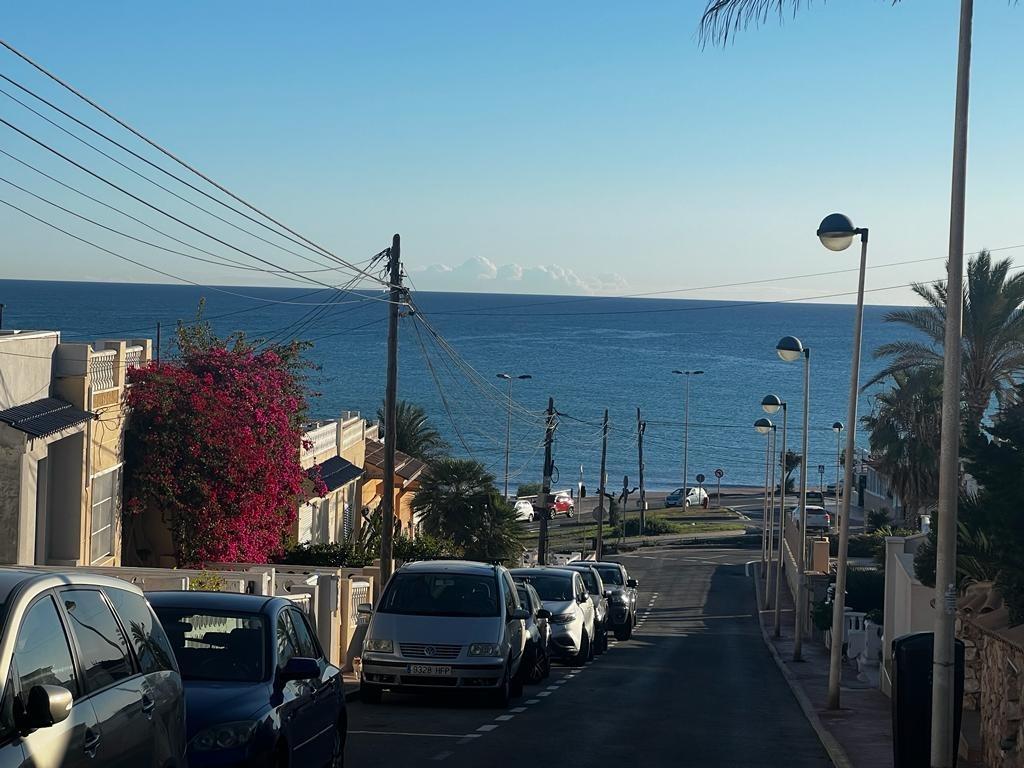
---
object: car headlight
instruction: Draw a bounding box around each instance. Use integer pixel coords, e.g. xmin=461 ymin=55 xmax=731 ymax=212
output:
xmin=191 ymin=721 xmax=258 ymax=751
xmin=469 ymin=642 xmax=502 ymax=657
xmin=365 ymin=638 xmax=394 ymax=653
xmin=616 ymin=593 xmax=631 ymax=604
xmin=549 ymin=613 xmax=577 ymax=624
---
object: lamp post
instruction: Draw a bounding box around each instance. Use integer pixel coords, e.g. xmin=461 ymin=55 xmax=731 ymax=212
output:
xmin=497 ymin=373 xmax=532 ymax=500
xmin=754 ymin=418 xmax=776 ymax=592
xmin=815 ymin=213 xmax=869 ymax=710
xmin=832 ymin=422 xmax=844 ymax=522
xmin=672 ymin=370 xmax=704 ymax=495
xmin=762 ymin=393 xmax=787 ymax=637
xmin=776 ymin=335 xmax=810 ymax=661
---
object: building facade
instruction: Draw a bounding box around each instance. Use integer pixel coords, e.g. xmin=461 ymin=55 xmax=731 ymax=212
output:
xmin=0 ymin=330 xmax=150 ymax=566
xmin=297 ymin=413 xmax=368 ymax=545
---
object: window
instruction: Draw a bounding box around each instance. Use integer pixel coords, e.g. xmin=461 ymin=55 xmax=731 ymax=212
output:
xmin=502 ymin=574 xmax=518 ymax=614
xmin=288 ymin=610 xmax=320 ymax=659
xmin=14 ymin=596 xmax=79 ymax=698
xmin=150 ymin=609 xmax=265 ymax=682
xmin=276 ymin=611 xmax=300 ymax=669
xmin=105 ymin=589 xmax=176 ymax=675
xmin=61 ymin=589 xmax=133 ymax=691
xmin=378 ymin=573 xmax=500 ymax=618
xmin=90 ymin=466 xmax=121 ymax=564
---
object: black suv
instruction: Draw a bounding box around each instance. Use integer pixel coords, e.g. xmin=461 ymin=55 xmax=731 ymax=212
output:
xmin=0 ymin=569 xmax=185 ymax=767
xmin=592 ymin=562 xmax=639 ymax=640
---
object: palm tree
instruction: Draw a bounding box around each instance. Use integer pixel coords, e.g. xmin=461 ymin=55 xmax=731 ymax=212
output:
xmin=412 ymin=458 xmax=521 ymax=562
xmin=865 ymin=252 xmax=1024 ymax=429
xmin=377 ymin=400 xmax=449 ymax=461
xmin=861 ymin=367 xmax=944 ymax=524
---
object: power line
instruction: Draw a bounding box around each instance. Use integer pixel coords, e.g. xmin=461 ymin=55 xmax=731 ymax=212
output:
xmin=0 ymin=38 xmax=389 ymax=287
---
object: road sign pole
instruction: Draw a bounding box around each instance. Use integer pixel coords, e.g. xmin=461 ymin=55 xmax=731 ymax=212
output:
xmin=714 ymin=468 xmax=725 ymax=509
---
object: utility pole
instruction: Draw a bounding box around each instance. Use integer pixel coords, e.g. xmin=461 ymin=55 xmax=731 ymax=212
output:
xmin=537 ymin=397 xmax=556 ymax=566
xmin=0 ymin=303 xmax=5 ymax=329
xmin=596 ymin=409 xmax=609 ymax=560
xmin=637 ymin=408 xmax=647 ymax=531
xmin=380 ymin=234 xmax=402 ymax=584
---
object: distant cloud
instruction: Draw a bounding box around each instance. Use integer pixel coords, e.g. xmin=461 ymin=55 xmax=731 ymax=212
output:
xmin=413 ymin=257 xmax=629 ymax=295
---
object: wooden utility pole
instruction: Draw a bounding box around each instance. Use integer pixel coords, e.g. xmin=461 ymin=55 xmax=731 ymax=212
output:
xmin=380 ymin=234 xmax=402 ymax=584
xmin=637 ymin=407 xmax=647 ymax=532
xmin=596 ymin=409 xmax=608 ymax=560
xmin=537 ymin=397 xmax=556 ymax=565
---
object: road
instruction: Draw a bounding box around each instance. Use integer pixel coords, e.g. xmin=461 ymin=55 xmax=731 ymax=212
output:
xmin=345 ymin=539 xmax=831 ymax=767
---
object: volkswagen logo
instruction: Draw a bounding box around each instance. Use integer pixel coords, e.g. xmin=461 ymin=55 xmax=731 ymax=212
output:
xmin=424 ymin=646 xmax=436 ymax=657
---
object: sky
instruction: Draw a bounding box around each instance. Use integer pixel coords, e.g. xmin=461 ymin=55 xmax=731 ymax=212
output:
xmin=1 ymin=1 xmax=1022 ymax=304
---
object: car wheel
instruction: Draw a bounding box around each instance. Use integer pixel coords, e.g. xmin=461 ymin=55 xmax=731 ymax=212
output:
xmin=528 ymin=513 xmax=535 ymax=522
xmin=614 ymin=621 xmax=632 ymax=641
xmin=566 ymin=506 xmax=575 ymax=518
xmin=360 ymin=682 xmax=383 ymax=704
xmin=541 ymin=645 xmax=551 ymax=679
xmin=488 ymin=664 xmax=512 ymax=707
xmin=572 ymin=631 xmax=590 ymax=667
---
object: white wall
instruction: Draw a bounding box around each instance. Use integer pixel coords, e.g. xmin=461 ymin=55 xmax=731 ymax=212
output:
xmin=0 ymin=331 xmax=58 ymax=409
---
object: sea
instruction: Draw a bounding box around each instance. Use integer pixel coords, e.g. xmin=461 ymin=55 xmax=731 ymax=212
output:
xmin=0 ymin=279 xmax=911 ymax=493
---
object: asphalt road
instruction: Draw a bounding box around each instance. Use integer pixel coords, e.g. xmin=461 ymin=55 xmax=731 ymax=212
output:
xmin=345 ymin=541 xmax=832 ymax=767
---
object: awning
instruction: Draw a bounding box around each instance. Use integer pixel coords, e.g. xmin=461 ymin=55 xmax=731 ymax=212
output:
xmin=308 ymin=456 xmax=363 ymax=492
xmin=0 ymin=397 xmax=94 ymax=438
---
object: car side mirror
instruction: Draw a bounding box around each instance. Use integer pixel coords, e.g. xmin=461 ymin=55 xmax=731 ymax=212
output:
xmin=23 ymin=685 xmax=72 ymax=730
xmin=536 ymin=608 xmax=551 ymax=620
xmin=602 ymin=589 xmax=613 ymax=598
xmin=510 ymin=608 xmax=529 ymax=621
xmin=356 ymin=602 xmax=373 ymax=615
xmin=577 ymin=594 xmax=588 ymax=604
xmin=627 ymin=578 xmax=638 ymax=588
xmin=278 ymin=656 xmax=320 ymax=684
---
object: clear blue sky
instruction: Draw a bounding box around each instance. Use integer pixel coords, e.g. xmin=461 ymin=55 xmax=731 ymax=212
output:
xmin=1 ymin=1 xmax=1022 ymax=303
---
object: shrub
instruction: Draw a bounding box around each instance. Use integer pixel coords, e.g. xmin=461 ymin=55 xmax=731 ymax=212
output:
xmin=867 ymin=509 xmax=891 ymax=530
xmin=845 ymin=568 xmax=885 ymax=614
xmin=276 ymin=541 xmax=376 ymax=568
xmin=393 ymin=534 xmax=463 ymax=562
xmin=188 ymin=572 xmax=226 ymax=592
xmin=614 ymin=518 xmax=677 ymax=537
xmin=516 ymin=482 xmax=541 ymax=498
xmin=811 ymin=600 xmax=833 ymax=631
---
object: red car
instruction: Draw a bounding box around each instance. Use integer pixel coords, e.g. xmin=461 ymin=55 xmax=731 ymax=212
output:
xmin=547 ymin=492 xmax=575 ymax=518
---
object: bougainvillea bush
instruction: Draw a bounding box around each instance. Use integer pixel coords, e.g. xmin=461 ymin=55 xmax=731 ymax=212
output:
xmin=124 ymin=321 xmax=321 ymax=566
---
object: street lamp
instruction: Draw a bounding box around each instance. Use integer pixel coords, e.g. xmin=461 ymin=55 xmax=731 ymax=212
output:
xmin=754 ymin=418 xmax=776 ymax=580
xmin=832 ymin=421 xmax=844 ymax=521
xmin=776 ymin=335 xmax=810 ymax=661
xmin=763 ymin=394 xmax=788 ymax=636
xmin=816 ymin=213 xmax=869 ymax=711
xmin=672 ymin=370 xmax=704 ymax=496
xmin=497 ymin=373 xmax=532 ymax=500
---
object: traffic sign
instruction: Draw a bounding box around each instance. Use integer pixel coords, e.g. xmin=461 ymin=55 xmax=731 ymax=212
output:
xmin=696 ymin=473 xmax=705 ymax=484
xmin=818 ymin=464 xmax=826 ymax=474
xmin=714 ymin=468 xmax=724 ymax=479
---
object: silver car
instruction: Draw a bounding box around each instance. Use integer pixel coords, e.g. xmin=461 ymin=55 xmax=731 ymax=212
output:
xmin=561 ymin=563 xmax=610 ymax=653
xmin=358 ymin=560 xmax=529 ymax=706
xmin=509 ymin=567 xmax=596 ymax=666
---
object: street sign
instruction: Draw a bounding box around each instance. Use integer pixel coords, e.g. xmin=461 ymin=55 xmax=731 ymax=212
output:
xmin=696 ymin=473 xmax=706 ymax=484
xmin=817 ymin=464 xmax=825 ymax=474
xmin=714 ymin=468 xmax=724 ymax=479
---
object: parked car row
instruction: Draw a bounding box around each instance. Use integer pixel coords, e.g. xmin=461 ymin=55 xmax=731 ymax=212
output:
xmin=0 ymin=568 xmax=346 ymax=768
xmin=357 ymin=558 xmax=638 ymax=707
xmin=513 ymin=492 xmax=575 ymax=522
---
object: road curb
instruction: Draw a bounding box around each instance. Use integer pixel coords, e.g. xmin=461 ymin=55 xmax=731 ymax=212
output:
xmin=750 ymin=565 xmax=853 ymax=768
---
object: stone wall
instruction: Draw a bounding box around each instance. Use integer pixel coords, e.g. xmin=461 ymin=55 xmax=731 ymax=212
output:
xmin=959 ymin=616 xmax=1024 ymax=767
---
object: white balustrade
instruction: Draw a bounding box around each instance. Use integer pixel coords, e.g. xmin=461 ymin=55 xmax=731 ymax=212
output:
xmin=90 ymin=349 xmax=117 ymax=391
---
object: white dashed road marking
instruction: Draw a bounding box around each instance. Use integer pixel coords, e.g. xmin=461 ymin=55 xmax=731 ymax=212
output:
xmin=476 ymin=724 xmax=499 ymax=732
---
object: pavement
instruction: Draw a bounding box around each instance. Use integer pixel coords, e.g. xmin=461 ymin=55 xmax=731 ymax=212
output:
xmin=753 ymin=565 xmax=894 ymax=768
xmin=344 ymin=538 xmax=833 ymax=767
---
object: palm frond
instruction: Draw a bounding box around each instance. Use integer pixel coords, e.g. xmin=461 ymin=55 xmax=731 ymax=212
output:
xmin=698 ymin=0 xmax=814 ymax=46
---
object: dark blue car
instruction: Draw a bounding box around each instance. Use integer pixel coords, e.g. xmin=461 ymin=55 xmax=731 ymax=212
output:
xmin=149 ymin=592 xmax=346 ymax=768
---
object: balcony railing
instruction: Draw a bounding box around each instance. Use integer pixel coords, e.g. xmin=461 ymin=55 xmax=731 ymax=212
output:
xmin=90 ymin=349 xmax=117 ymax=391
xmin=124 ymin=345 xmax=144 ymax=370
xmin=301 ymin=421 xmax=337 ymax=459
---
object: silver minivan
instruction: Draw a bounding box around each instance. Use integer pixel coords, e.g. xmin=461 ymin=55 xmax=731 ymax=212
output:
xmin=358 ymin=560 xmax=529 ymax=706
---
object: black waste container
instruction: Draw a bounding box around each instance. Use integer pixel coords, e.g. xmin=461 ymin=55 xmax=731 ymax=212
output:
xmin=891 ymin=631 xmax=965 ymax=768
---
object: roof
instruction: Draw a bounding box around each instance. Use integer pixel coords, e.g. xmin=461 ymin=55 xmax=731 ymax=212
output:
xmin=0 ymin=567 xmax=145 ymax=606
xmin=363 ymin=440 xmax=426 ymax=483
xmin=147 ymin=590 xmax=279 ymax=613
xmin=398 ymin=560 xmax=498 ymax=576
xmin=308 ymin=455 xmax=362 ymax=492
xmin=0 ymin=397 xmax=94 ymax=438
xmin=509 ymin=567 xmax=578 ymax=580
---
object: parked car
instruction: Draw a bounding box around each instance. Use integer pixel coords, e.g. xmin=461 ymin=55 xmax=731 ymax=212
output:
xmin=0 ymin=569 xmax=186 ymax=768
xmin=560 ymin=564 xmax=610 ymax=653
xmin=357 ymin=560 xmax=529 ymax=706
xmin=805 ymin=490 xmax=826 ymax=506
xmin=514 ymin=582 xmax=551 ymax=683
xmin=592 ymin=561 xmax=639 ymax=640
xmin=665 ymin=487 xmax=709 ymax=509
xmin=826 ymin=481 xmax=845 ymax=496
xmin=149 ymin=591 xmax=346 ymax=768
xmin=790 ymin=505 xmax=832 ymax=533
xmin=514 ymin=499 xmax=538 ymax=522
xmin=547 ymin=492 xmax=575 ymax=519
xmin=509 ymin=567 xmax=595 ymax=666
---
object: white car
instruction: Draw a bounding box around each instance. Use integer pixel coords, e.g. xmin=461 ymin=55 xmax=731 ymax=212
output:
xmin=509 ymin=567 xmax=596 ymax=666
xmin=665 ymin=486 xmax=709 ymax=509
xmin=514 ymin=499 xmax=538 ymax=522
xmin=790 ymin=505 xmax=832 ymax=532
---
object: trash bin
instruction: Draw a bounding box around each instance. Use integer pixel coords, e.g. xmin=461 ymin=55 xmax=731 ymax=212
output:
xmin=891 ymin=632 xmax=965 ymax=768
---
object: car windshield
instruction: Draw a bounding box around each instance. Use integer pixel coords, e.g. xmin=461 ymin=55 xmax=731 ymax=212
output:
xmin=594 ymin=565 xmax=624 ymax=585
xmin=379 ymin=573 xmax=500 ymax=617
xmin=152 ymin=608 xmax=266 ymax=683
xmin=515 ymin=574 xmax=574 ymax=602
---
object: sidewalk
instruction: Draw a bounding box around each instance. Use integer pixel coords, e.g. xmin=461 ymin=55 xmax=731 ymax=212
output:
xmin=754 ymin=569 xmax=893 ymax=768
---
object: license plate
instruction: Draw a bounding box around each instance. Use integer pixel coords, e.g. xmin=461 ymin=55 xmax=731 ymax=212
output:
xmin=407 ymin=664 xmax=453 ymax=676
